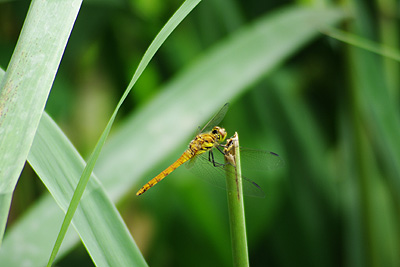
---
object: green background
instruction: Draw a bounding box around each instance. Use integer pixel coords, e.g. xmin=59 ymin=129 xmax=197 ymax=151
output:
xmin=1 ymin=0 xmax=399 ymax=266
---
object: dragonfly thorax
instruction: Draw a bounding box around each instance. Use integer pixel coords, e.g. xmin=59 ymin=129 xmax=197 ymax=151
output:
xmin=188 ymin=126 xmax=227 ymax=156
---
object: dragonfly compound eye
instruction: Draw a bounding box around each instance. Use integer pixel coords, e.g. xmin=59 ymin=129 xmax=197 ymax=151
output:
xmin=215 ymin=127 xmax=227 ymax=141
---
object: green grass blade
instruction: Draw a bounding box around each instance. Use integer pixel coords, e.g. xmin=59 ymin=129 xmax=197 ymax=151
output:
xmin=345 ymin=1 xmax=400 ymax=265
xmin=224 ymin=133 xmax=249 ymax=267
xmin=323 ymin=27 xmax=400 ymax=61
xmin=29 ymin=113 xmax=147 ymax=266
xmin=0 ymin=0 xmax=81 ymax=244
xmin=0 ymin=193 xmax=80 ymax=267
xmin=1 ymin=6 xmax=346 ymax=266
xmin=46 ymin=0 xmax=201 ymax=265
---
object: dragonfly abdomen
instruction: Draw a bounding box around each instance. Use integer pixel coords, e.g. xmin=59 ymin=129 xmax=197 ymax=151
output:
xmin=136 ymin=150 xmax=193 ymax=195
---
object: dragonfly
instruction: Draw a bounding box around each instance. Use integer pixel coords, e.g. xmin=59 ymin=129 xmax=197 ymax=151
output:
xmin=136 ymin=103 xmax=283 ymax=197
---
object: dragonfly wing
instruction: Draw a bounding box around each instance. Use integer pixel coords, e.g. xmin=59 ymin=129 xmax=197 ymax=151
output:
xmin=199 ymin=103 xmax=229 ymax=133
xmin=189 ymin=152 xmax=227 ymax=189
xmin=235 ymin=174 xmax=265 ymax=198
xmin=186 ymin=155 xmax=198 ymax=169
xmin=189 ymin=149 xmax=265 ymax=197
xmin=239 ymin=148 xmax=284 ymax=172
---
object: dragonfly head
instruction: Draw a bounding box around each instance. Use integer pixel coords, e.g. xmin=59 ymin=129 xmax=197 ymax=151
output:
xmin=211 ymin=126 xmax=227 ymax=142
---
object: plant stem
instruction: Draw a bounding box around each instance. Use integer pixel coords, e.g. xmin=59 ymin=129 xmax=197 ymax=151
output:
xmin=224 ymin=132 xmax=249 ymax=267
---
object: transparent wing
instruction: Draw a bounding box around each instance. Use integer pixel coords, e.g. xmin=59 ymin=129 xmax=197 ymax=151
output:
xmin=239 ymin=148 xmax=284 ymax=172
xmin=188 ymin=148 xmax=266 ymax=197
xmin=186 ymin=154 xmax=198 ymax=169
xmin=199 ymin=103 xmax=229 ymax=133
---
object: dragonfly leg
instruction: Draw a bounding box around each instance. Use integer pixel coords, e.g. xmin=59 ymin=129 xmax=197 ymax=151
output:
xmin=209 ymin=150 xmax=222 ymax=167
xmin=208 ymin=150 xmax=216 ymax=166
xmin=208 ymin=150 xmax=231 ymax=168
xmin=216 ymin=145 xmax=225 ymax=155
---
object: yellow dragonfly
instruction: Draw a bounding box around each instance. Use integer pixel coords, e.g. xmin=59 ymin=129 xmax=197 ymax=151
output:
xmin=136 ymin=103 xmax=283 ymax=197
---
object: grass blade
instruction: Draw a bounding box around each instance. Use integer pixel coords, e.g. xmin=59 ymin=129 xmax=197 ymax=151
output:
xmin=345 ymin=1 xmax=400 ymax=265
xmin=29 ymin=113 xmax=147 ymax=266
xmin=323 ymin=27 xmax=400 ymax=62
xmin=46 ymin=0 xmax=201 ymax=265
xmin=0 ymin=0 xmax=82 ymax=244
xmin=224 ymin=133 xmax=249 ymax=267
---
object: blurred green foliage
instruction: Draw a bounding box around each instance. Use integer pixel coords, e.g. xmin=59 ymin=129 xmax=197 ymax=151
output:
xmin=1 ymin=0 xmax=400 ymax=266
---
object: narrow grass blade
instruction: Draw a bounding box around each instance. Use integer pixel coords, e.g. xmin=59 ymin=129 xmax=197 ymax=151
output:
xmin=0 ymin=0 xmax=82 ymax=244
xmin=46 ymin=0 xmax=201 ymax=265
xmin=323 ymin=27 xmax=400 ymax=62
xmin=28 ymin=113 xmax=147 ymax=266
xmin=224 ymin=133 xmax=249 ymax=267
